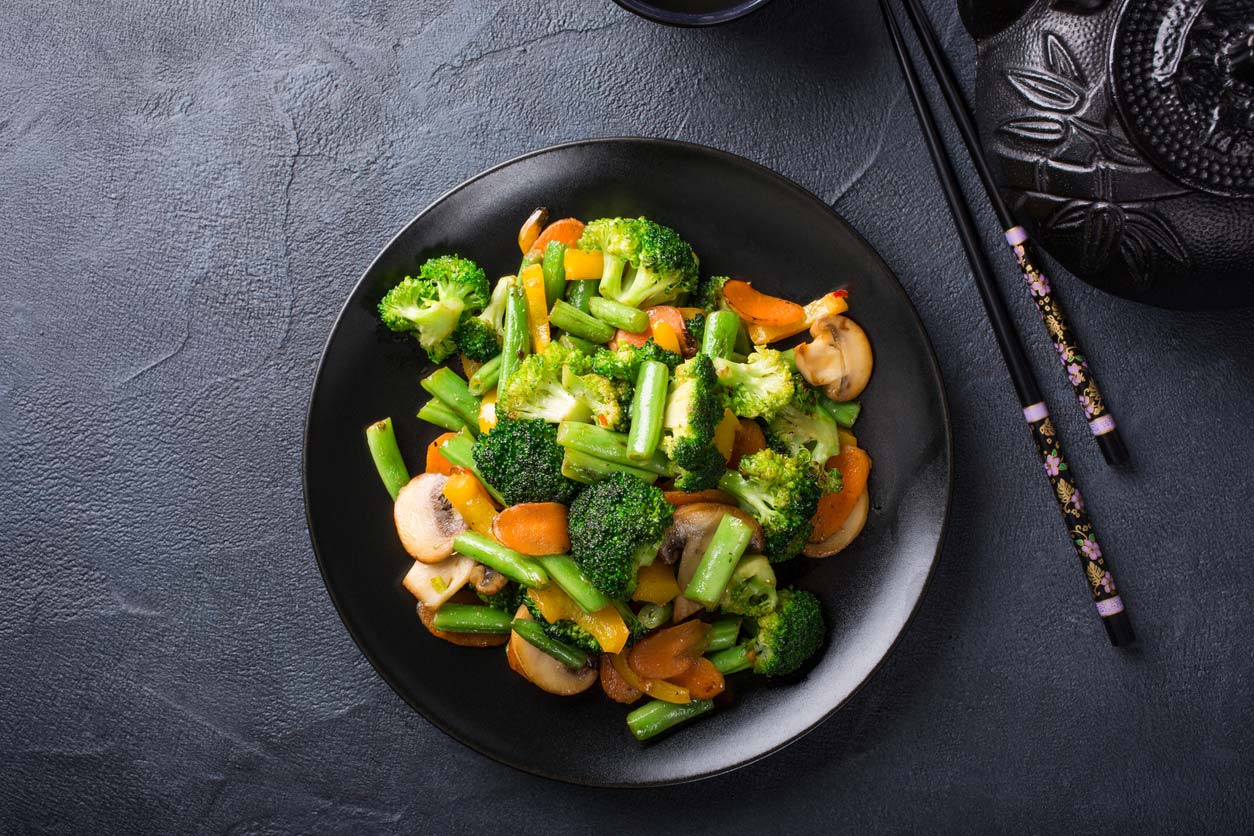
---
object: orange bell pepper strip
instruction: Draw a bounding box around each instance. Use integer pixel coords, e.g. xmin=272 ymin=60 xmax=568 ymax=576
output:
xmin=810 ymin=445 xmax=872 ymax=542
xmin=667 ymin=656 xmax=725 ymax=699
xmin=722 ymin=280 xmax=805 ymax=326
xmin=746 ymin=290 xmax=850 ymax=345
xmin=632 ymin=562 xmax=681 ymax=606
xmin=563 ymin=249 xmax=603 ymax=280
xmin=442 ymin=467 xmax=498 ymax=536
xmin=713 ymin=408 xmax=738 ymax=461
xmin=520 ymin=264 xmax=550 ymax=352
xmin=491 ymin=502 xmax=570 ymax=556
xmin=527 ymin=218 xmax=585 ymax=260
xmin=529 ymin=583 xmax=630 ymax=655
xmin=610 ymin=652 xmax=691 ymax=705
xmin=650 ymin=319 xmax=682 ymax=354
xmin=425 ymin=432 xmax=457 ymax=475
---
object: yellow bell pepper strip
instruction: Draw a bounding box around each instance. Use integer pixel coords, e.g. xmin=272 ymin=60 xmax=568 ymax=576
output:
xmin=478 ymin=390 xmax=498 ymax=434
xmin=520 ymin=264 xmax=550 ymax=352
xmin=563 ymin=249 xmax=604 ymax=280
xmin=712 ymin=408 xmax=738 ymax=461
xmin=441 ymin=468 xmax=498 ymax=536
xmin=746 ymin=290 xmax=850 ymax=345
xmin=529 ymin=583 xmax=630 ymax=655
xmin=650 ymin=318 xmax=682 ymax=354
xmin=632 ymin=562 xmax=681 ymax=606
xmin=610 ymin=652 xmax=691 ymax=705
xmin=517 ymin=207 xmax=548 ymax=255
xmin=838 ymin=428 xmax=858 ymax=449
xmin=461 ymin=354 xmax=483 ymax=379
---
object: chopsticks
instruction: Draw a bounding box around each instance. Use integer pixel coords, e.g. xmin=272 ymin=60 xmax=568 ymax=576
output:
xmin=896 ymin=0 xmax=1127 ymax=468
xmin=878 ymin=0 xmax=1135 ymax=647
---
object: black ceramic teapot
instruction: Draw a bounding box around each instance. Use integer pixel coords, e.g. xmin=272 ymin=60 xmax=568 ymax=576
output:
xmin=960 ymin=0 xmax=1254 ymax=308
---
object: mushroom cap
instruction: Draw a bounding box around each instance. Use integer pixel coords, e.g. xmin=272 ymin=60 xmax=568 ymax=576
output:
xmin=796 ymin=314 xmax=873 ymax=403
xmin=506 ymin=606 xmax=598 ymax=696
xmin=402 ymin=553 xmax=477 ymax=608
xmin=802 ymin=490 xmax=870 ymax=558
xmin=394 ymin=472 xmax=468 ymax=564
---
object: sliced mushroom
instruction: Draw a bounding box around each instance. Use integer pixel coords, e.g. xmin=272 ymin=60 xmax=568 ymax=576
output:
xmin=394 ymin=472 xmax=467 ymax=564
xmin=794 ymin=314 xmax=874 ymax=402
xmin=402 ymin=553 xmax=477 ymax=608
xmin=802 ymin=491 xmax=870 ymax=558
xmin=417 ymin=590 xmax=509 ymax=648
xmin=470 ymin=563 xmax=508 ymax=596
xmin=506 ymin=606 xmax=598 ymax=696
xmin=656 ymin=503 xmax=765 ymax=620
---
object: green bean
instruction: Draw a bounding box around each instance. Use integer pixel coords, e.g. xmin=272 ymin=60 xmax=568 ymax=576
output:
xmin=701 ymin=310 xmax=740 ymax=359
xmin=431 ymin=604 xmax=513 ymax=634
xmin=365 ymin=417 xmax=410 ymax=500
xmin=707 ymin=642 xmax=754 ymax=675
xmin=549 ymin=300 xmax=616 ymax=344
xmin=637 ymin=602 xmax=673 ymax=630
xmin=565 ymin=279 xmax=599 ymax=314
xmin=467 ymin=355 xmax=502 ymax=396
xmin=420 ymin=368 xmax=480 ymax=427
xmin=589 ymin=297 xmax=649 ymax=333
xmin=627 ymin=360 xmax=669 ymax=460
xmin=558 ymin=333 xmax=597 ymax=355
xmin=556 ymin=422 xmax=672 ymax=475
xmin=453 ymin=531 xmax=548 ymax=588
xmin=626 ymin=699 xmax=714 ymax=741
xmin=536 ymin=555 xmax=611 ymax=613
xmin=511 ymin=618 xmax=589 ymax=669
xmin=820 ymin=397 xmax=861 ymax=428
xmin=705 ymin=617 xmax=742 ymax=653
xmin=684 ymin=514 xmax=754 ymax=608
xmin=542 ymin=241 xmax=567 ymax=311
xmin=499 ymin=285 xmax=530 ymax=390
xmin=417 ymin=399 xmax=468 ymax=433
xmin=561 ymin=449 xmax=659 ymax=485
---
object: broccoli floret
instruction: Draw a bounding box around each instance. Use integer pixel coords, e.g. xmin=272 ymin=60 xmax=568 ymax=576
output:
xmin=453 ymin=275 xmax=514 ymax=362
xmin=613 ymin=600 xmax=650 ymax=645
xmin=717 ymin=449 xmax=825 ymax=561
xmin=765 ymin=381 xmax=842 ymax=467
xmin=378 ymin=255 xmax=490 ymax=362
xmin=720 ymin=554 xmax=778 ymax=617
xmin=568 ymin=472 xmax=674 ymax=599
xmin=477 ymin=582 xmax=524 ymax=612
xmin=671 ymin=445 xmax=727 ymax=492
xmin=590 ymin=340 xmax=682 ymax=382
xmin=661 ymin=354 xmax=725 ymax=491
xmin=751 ymin=588 xmax=824 ymax=676
xmin=684 ymin=311 xmax=707 ymax=346
xmin=523 ymin=591 xmax=602 ymax=654
xmin=471 ymin=417 xmax=580 ymax=505
xmin=694 ymin=275 xmax=731 ymax=312
xmin=579 ymin=217 xmax=700 ymax=309
xmin=712 ymin=348 xmax=795 ymax=421
xmin=497 ymin=350 xmax=627 ymax=429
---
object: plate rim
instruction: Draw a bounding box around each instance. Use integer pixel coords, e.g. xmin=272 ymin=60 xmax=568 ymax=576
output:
xmin=302 ymin=136 xmax=953 ymax=787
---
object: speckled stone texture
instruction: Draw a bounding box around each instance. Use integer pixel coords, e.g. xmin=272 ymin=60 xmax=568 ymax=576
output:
xmin=1 ymin=1 xmax=1251 ymax=833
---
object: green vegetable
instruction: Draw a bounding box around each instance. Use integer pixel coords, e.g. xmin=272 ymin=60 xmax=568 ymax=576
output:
xmin=749 ymin=588 xmax=824 ymax=676
xmin=718 ymin=554 xmax=778 ymax=617
xmin=365 ymin=417 xmax=410 ymax=500
xmin=684 ymin=514 xmax=755 ymax=608
xmin=636 ymin=602 xmax=673 ymax=630
xmin=467 ymin=354 xmax=502 ymax=396
xmin=706 ymin=642 xmax=754 ymax=675
xmin=589 ymin=340 xmax=682 ymax=382
xmin=420 ymin=367 xmax=480 ymax=428
xmin=377 ymin=255 xmax=490 ymax=363
xmin=565 ymin=278 xmax=599 ymax=314
xmin=567 ymin=471 xmax=674 ymax=599
xmin=589 ymin=296 xmax=650 ymax=333
xmin=766 ymin=381 xmax=842 ymax=469
xmin=558 ymin=333 xmax=598 ymax=355
xmin=541 ymin=241 xmax=568 ymax=311
xmin=627 ymin=360 xmax=669 ymax=460
xmin=522 ymin=590 xmax=603 ymax=654
xmin=477 ymin=583 xmax=524 ymax=612
xmin=700 ymin=310 xmax=740 ymax=359
xmin=718 ymin=449 xmax=826 ymax=561
xmin=549 ymin=299 xmax=616 ymax=344
xmin=439 ymin=429 xmax=505 ymax=504
xmin=705 ymin=617 xmax=742 ymax=652
xmin=561 ymin=449 xmax=660 ymax=485
xmin=471 ymin=418 xmax=580 ymax=505
xmin=497 ymin=346 xmax=628 ymax=430
xmin=579 ymin=217 xmax=700 ymax=309
xmin=452 ymin=274 xmax=514 ymax=362
xmin=627 ymin=699 xmax=714 ymax=741
xmin=820 ymin=397 xmax=861 ymax=429
xmin=694 ymin=274 xmax=730 ymax=313
xmin=511 ymin=618 xmax=590 ymax=669
xmin=711 ymin=348 xmax=795 ymax=421
xmin=417 ymin=399 xmax=469 ymax=433
xmin=684 ymin=311 xmax=706 ymax=348
xmin=613 ymin=599 xmax=650 ymax=644
xmin=431 ymin=604 xmax=513 ymax=634
xmin=498 ymin=285 xmax=530 ymax=390
xmin=536 ymin=555 xmax=612 ymax=613
xmin=661 ymin=354 xmax=724 ymax=491
xmin=452 ymin=531 xmax=548 ymax=588
xmin=556 ymin=422 xmax=673 ymax=476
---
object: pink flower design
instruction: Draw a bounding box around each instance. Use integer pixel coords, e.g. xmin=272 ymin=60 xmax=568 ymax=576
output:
xmin=1079 ymin=394 xmax=1096 ymax=418
xmin=1099 ymin=571 xmax=1114 ymax=593
xmin=1056 ymin=342 xmax=1071 ymax=366
xmin=1071 ymin=488 xmax=1084 ymax=513
xmin=1081 ymin=538 xmax=1102 ymax=560
xmin=1029 ymin=273 xmax=1051 ymax=297
xmin=1067 ymin=363 xmax=1084 ymax=386
xmin=1044 ymin=453 xmax=1062 ymax=476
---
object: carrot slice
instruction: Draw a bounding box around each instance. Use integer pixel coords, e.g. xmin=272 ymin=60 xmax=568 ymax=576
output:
xmin=664 ymin=489 xmax=736 ymax=507
xmin=601 ymin=654 xmax=642 ymax=704
xmin=492 ymin=502 xmax=570 ymax=556
xmin=610 ymin=653 xmax=690 ymax=704
xmin=527 ymin=218 xmax=585 ymax=259
xmin=722 ymin=280 xmax=805 ymax=327
xmin=730 ymin=419 xmax=767 ymax=469
xmin=810 ymin=446 xmax=872 ymax=542
xmin=667 ymin=656 xmax=725 ymax=699
xmin=610 ymin=327 xmax=651 ymax=351
xmin=746 ymin=291 xmax=850 ymax=345
xmin=425 ymin=432 xmax=457 ymax=475
xmin=629 ymin=620 xmax=711 ymax=680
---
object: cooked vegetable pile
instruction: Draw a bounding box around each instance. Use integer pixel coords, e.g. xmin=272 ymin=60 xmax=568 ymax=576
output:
xmin=365 ymin=209 xmax=875 ymax=741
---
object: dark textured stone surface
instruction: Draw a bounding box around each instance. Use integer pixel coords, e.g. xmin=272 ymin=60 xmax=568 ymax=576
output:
xmin=1 ymin=0 xmax=1251 ymax=832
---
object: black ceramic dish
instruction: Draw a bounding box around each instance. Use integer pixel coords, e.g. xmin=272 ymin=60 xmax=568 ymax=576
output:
xmin=612 ymin=0 xmax=772 ymax=27
xmin=304 ymin=138 xmax=952 ymax=786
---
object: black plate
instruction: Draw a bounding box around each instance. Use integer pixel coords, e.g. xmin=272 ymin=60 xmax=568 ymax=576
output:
xmin=304 ymin=138 xmax=952 ymax=786
xmin=611 ymin=0 xmax=773 ymax=27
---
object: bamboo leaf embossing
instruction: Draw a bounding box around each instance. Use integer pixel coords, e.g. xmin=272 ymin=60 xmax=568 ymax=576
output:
xmin=1044 ymin=33 xmax=1083 ymax=84
xmin=1006 ymin=68 xmax=1083 ymax=113
xmin=998 ymin=117 xmax=1067 ymax=144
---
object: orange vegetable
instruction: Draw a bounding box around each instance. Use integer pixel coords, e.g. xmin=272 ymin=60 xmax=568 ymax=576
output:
xmin=722 ymin=280 xmax=805 ymax=327
xmin=442 ymin=468 xmax=498 ymax=536
xmin=651 ymin=319 xmax=682 ymax=354
xmin=839 ymin=428 xmax=858 ymax=448
xmin=667 ymin=656 xmax=725 ymax=700
xmin=461 ymin=354 xmax=483 ymax=379
xmin=610 ymin=652 xmax=691 ymax=705
xmin=610 ymin=327 xmax=651 ymax=351
xmin=676 ymin=306 xmax=704 ymax=319
xmin=527 ymin=217 xmax=585 ymax=259
xmin=600 ymin=654 xmax=642 ymax=704
xmin=664 ymin=489 xmax=736 ymax=507
xmin=491 ymin=502 xmax=570 ymax=556
xmin=517 ymin=207 xmax=548 ymax=254
xmin=646 ymin=306 xmax=691 ymax=354
xmin=632 ymin=562 xmax=681 ymax=606
xmin=529 ymin=584 xmax=630 ymax=655
xmin=810 ymin=445 xmax=872 ymax=542
xmin=730 ymin=419 xmax=767 ymax=468
xmin=563 ymin=249 xmax=603 ymax=280
xmin=713 ymin=408 xmax=738 ymax=461
xmin=520 ymin=264 xmax=550 ymax=352
xmin=629 ymin=620 xmax=712 ymax=680
xmin=425 ymin=432 xmax=457 ymax=475
xmin=746 ymin=290 xmax=850 ymax=345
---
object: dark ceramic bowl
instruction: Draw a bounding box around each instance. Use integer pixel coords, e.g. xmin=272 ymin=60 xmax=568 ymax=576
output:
xmin=304 ymin=138 xmax=952 ymax=786
xmin=612 ymin=0 xmax=773 ymax=27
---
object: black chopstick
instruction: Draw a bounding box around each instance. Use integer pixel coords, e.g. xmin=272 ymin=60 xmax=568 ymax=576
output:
xmin=878 ymin=0 xmax=1135 ymax=647
xmin=898 ymin=0 xmax=1127 ymax=467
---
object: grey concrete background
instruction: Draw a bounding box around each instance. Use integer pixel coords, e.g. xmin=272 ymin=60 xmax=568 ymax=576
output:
xmin=2 ymin=0 xmax=1251 ymax=833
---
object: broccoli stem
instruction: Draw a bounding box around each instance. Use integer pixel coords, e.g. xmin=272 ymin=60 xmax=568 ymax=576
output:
xmin=365 ymin=417 xmax=411 ymax=500
xmin=626 ymin=698 xmax=715 ymax=741
xmin=588 ymin=297 xmax=649 ymax=334
xmin=701 ymin=310 xmax=740 ymax=359
xmin=511 ymin=618 xmax=590 ymax=670
xmin=558 ymin=333 xmax=598 ymax=355
xmin=627 ymin=360 xmax=669 ymax=461
xmin=705 ymin=617 xmax=742 ymax=652
xmin=431 ymin=604 xmax=513 ymax=634
xmin=421 ymin=368 xmax=480 ymax=428
xmin=499 ymin=286 xmax=530 ymax=390
xmin=438 ymin=430 xmax=507 ymax=504
xmin=637 ymin=601 xmax=673 ymax=629
xmin=820 ymin=397 xmax=861 ymax=429
xmin=561 ymin=449 xmax=659 ymax=485
xmin=417 ymin=399 xmax=469 ymax=433
xmin=707 ymin=642 xmax=754 ymax=675
xmin=541 ymin=241 xmax=568 ymax=311
xmin=467 ymin=355 xmax=502 ymax=396
xmin=453 ymin=531 xmax=549 ymax=588
xmin=565 ymin=279 xmax=599 ymax=314
xmin=549 ymin=300 xmax=616 ymax=344
xmin=683 ymin=514 xmax=755 ymax=608
xmin=556 ymin=422 xmax=672 ymax=476
xmin=535 ymin=554 xmax=612 ymax=613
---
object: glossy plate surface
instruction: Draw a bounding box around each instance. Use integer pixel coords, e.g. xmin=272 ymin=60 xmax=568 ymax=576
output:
xmin=304 ymin=138 xmax=951 ymax=786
